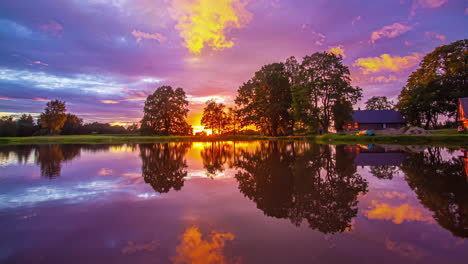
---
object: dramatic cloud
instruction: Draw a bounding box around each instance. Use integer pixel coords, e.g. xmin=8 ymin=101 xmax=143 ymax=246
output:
xmin=131 ymin=29 xmax=167 ymax=43
xmin=172 ymin=227 xmax=235 ymax=264
xmin=169 ymin=0 xmax=252 ymax=53
xmin=328 ymin=45 xmax=346 ymax=58
xmin=371 ymin=23 xmax=412 ymax=43
xmin=354 ymin=53 xmax=422 ymax=74
xmin=365 ymin=201 xmax=434 ymax=224
xmin=424 ymin=31 xmax=446 ymax=42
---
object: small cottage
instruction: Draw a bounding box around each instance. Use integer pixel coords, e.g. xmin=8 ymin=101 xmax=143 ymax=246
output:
xmin=457 ymin=97 xmax=468 ymax=130
xmin=344 ymin=110 xmax=406 ymax=131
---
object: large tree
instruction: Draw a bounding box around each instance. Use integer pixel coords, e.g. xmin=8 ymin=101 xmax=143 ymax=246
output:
xmin=292 ymin=52 xmax=362 ymax=133
xmin=39 ymin=100 xmax=67 ymax=135
xmin=201 ymin=100 xmax=227 ymax=135
xmin=365 ymin=96 xmax=394 ymax=110
xmin=235 ymin=63 xmax=293 ymax=136
xmin=140 ymin=86 xmax=191 ymax=135
xmin=396 ymin=39 xmax=468 ymax=129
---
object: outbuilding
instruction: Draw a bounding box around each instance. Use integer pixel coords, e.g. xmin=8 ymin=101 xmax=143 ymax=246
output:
xmin=344 ymin=110 xmax=406 ymax=131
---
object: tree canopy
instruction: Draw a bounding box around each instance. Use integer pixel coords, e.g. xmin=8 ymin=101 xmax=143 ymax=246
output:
xmin=235 ymin=63 xmax=293 ymax=136
xmin=39 ymin=100 xmax=67 ymax=135
xmin=140 ymin=86 xmax=192 ymax=135
xmin=289 ymin=52 xmax=361 ymax=133
xmin=396 ymin=39 xmax=468 ymax=128
xmin=365 ymin=96 xmax=394 ymax=110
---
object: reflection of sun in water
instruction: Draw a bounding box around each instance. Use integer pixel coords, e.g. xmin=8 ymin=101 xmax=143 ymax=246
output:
xmin=172 ymin=227 xmax=235 ymax=264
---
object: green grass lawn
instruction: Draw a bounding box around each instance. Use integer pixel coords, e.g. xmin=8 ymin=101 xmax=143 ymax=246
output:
xmin=0 ymin=129 xmax=466 ymax=147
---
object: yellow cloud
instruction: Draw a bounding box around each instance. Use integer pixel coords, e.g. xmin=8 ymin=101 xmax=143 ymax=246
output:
xmin=371 ymin=23 xmax=412 ymax=43
xmin=172 ymin=227 xmax=235 ymax=264
xmin=415 ymin=0 xmax=447 ymax=8
xmin=328 ymin=45 xmax=346 ymax=58
xmin=365 ymin=201 xmax=433 ymax=224
xmin=169 ymin=0 xmax=252 ymax=53
xmin=354 ymin=53 xmax=422 ymax=74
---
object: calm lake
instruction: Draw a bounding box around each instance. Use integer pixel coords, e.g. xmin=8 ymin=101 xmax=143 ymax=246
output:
xmin=0 ymin=141 xmax=467 ymax=264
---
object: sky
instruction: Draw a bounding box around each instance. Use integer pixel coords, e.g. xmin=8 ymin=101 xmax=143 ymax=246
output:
xmin=0 ymin=0 xmax=467 ymax=128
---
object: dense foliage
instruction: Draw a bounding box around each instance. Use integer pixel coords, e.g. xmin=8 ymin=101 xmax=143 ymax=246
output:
xmin=396 ymin=39 xmax=468 ymax=129
xmin=365 ymin=96 xmax=394 ymax=110
xmin=140 ymin=86 xmax=192 ymax=136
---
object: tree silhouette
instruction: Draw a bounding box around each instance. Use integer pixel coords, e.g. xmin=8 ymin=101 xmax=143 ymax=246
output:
xmin=365 ymin=96 xmax=394 ymax=110
xmin=401 ymin=148 xmax=468 ymax=238
xmin=139 ymin=143 xmax=191 ymax=193
xmin=235 ymin=63 xmax=293 ymax=136
xmin=140 ymin=86 xmax=191 ymax=136
xmin=234 ymin=142 xmax=368 ymax=233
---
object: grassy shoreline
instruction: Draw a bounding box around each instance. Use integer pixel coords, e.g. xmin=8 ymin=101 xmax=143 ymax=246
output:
xmin=0 ymin=132 xmax=466 ymax=147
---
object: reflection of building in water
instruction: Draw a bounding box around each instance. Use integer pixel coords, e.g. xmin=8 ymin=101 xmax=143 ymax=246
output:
xmin=344 ymin=145 xmax=407 ymax=167
xmin=345 ymin=145 xmax=407 ymax=180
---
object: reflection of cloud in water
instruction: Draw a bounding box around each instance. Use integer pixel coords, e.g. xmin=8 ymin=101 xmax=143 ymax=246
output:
xmin=365 ymin=200 xmax=434 ymax=224
xmin=0 ymin=178 xmax=158 ymax=209
xmin=385 ymin=239 xmax=429 ymax=259
xmin=172 ymin=227 xmax=235 ymax=264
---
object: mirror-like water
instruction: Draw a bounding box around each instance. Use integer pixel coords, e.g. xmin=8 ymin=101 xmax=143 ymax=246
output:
xmin=0 ymin=142 xmax=467 ymax=264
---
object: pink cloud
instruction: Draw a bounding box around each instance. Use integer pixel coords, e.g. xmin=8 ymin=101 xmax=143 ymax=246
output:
xmin=371 ymin=23 xmax=413 ymax=43
xmin=33 ymin=97 xmax=49 ymax=102
xmin=131 ymin=30 xmax=167 ymax=43
xmin=424 ymin=31 xmax=446 ymax=42
xmin=39 ymin=20 xmax=63 ymax=37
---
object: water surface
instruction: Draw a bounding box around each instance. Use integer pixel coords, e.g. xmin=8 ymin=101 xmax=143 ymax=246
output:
xmin=0 ymin=142 xmax=467 ymax=264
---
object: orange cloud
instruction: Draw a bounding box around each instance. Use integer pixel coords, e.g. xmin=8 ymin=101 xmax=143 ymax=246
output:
xmin=101 ymin=100 xmax=120 ymax=104
xmin=169 ymin=0 xmax=252 ymax=53
xmin=131 ymin=30 xmax=167 ymax=43
xmin=365 ymin=201 xmax=433 ymax=224
xmin=371 ymin=23 xmax=412 ymax=43
xmin=0 ymin=97 xmax=13 ymax=101
xmin=354 ymin=53 xmax=422 ymax=74
xmin=385 ymin=239 xmax=429 ymax=259
xmin=172 ymin=227 xmax=235 ymax=264
xmin=328 ymin=45 xmax=346 ymax=58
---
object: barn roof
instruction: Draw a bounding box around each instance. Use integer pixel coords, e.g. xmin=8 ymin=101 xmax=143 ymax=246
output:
xmin=459 ymin=98 xmax=468 ymax=117
xmin=352 ymin=110 xmax=406 ymax=124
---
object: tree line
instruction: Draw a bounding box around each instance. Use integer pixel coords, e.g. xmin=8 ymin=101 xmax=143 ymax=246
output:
xmin=1 ymin=39 xmax=465 ymax=137
xmin=0 ymin=100 xmax=137 ymax=137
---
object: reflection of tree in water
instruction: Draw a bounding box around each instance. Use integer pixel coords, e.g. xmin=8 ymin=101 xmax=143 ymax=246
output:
xmin=140 ymin=143 xmax=190 ymax=193
xmin=234 ymin=142 xmax=368 ymax=234
xmin=369 ymin=166 xmax=399 ymax=180
xmin=401 ymin=148 xmax=468 ymax=238
xmin=35 ymin=145 xmax=81 ymax=178
xmin=0 ymin=145 xmax=35 ymax=164
xmin=200 ymin=142 xmax=234 ymax=177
